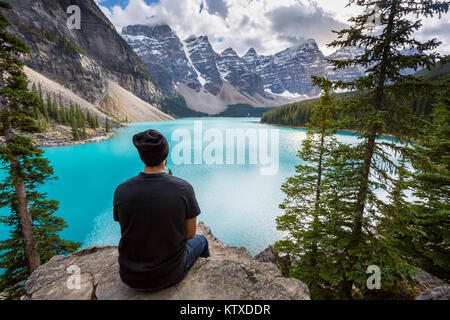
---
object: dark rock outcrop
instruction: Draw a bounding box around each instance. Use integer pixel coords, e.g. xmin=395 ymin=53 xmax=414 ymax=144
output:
xmin=413 ymin=269 xmax=449 ymax=300
xmin=416 ymin=286 xmax=450 ymax=300
xmin=184 ymin=35 xmax=223 ymax=95
xmin=3 ymin=0 xmax=163 ymax=107
xmin=123 ymin=24 xmax=201 ymax=93
xmin=255 ymin=246 xmax=291 ymax=277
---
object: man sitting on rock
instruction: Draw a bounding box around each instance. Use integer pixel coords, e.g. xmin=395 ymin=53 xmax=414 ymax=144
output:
xmin=113 ymin=129 xmax=210 ymax=291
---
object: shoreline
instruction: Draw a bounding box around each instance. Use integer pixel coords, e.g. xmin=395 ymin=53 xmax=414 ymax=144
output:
xmin=33 ymin=122 xmax=128 ymax=148
xmin=258 ymin=121 xmax=399 ymax=141
xmin=0 ymin=127 xmax=122 ymax=149
xmin=35 ymin=131 xmax=117 ymax=148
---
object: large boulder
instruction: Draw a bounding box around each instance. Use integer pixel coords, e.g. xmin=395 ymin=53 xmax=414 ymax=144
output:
xmin=416 ymin=286 xmax=450 ymax=300
xmin=24 ymin=222 xmax=310 ymax=300
xmin=255 ymin=246 xmax=291 ymax=277
xmin=414 ymin=269 xmax=449 ymax=300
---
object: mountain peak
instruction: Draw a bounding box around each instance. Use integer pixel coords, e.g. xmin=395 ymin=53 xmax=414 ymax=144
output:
xmin=122 ymin=24 xmax=175 ymax=38
xmin=221 ymin=47 xmax=238 ymax=56
xmin=185 ymin=35 xmax=210 ymax=43
xmin=296 ymin=39 xmax=318 ymax=49
xmin=244 ymin=48 xmax=257 ymax=56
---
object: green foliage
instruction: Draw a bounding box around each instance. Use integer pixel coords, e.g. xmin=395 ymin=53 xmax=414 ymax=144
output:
xmin=275 ymin=77 xmax=342 ymax=299
xmin=105 ymin=118 xmax=111 ymax=133
xmin=0 ymin=2 xmax=80 ymax=299
xmin=159 ymin=95 xmax=207 ymax=118
xmin=0 ymin=138 xmax=80 ymax=299
xmin=275 ymin=0 xmax=449 ymax=299
xmin=261 ymin=61 xmax=450 ymax=127
xmin=215 ymin=104 xmax=274 ymax=117
xmin=38 ymin=30 xmax=86 ymax=55
xmin=29 ymin=85 xmax=106 ymax=141
xmin=409 ymin=89 xmax=450 ymax=281
xmin=261 ymin=100 xmax=314 ymax=127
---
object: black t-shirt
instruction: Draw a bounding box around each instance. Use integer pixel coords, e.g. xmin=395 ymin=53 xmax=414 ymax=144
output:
xmin=113 ymin=172 xmax=201 ymax=290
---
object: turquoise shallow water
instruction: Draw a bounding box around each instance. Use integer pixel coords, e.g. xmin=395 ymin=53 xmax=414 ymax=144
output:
xmin=0 ymin=118 xmax=361 ymax=255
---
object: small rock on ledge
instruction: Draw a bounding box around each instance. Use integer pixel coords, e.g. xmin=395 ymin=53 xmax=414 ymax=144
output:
xmin=24 ymin=222 xmax=310 ymax=300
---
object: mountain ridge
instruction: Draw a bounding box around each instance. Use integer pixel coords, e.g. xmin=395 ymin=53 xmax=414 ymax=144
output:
xmin=2 ymin=0 xmax=174 ymax=122
xmin=121 ymin=23 xmax=365 ymax=114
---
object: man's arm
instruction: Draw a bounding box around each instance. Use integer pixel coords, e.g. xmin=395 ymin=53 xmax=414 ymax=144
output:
xmin=186 ymin=217 xmax=196 ymax=241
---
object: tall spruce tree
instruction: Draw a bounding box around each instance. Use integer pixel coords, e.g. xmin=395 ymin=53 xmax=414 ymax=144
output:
xmin=322 ymin=0 xmax=449 ymax=298
xmin=105 ymin=118 xmax=110 ymax=132
xmin=275 ymin=77 xmax=340 ymax=299
xmin=0 ymin=1 xmax=80 ymax=299
xmin=410 ymin=88 xmax=450 ymax=281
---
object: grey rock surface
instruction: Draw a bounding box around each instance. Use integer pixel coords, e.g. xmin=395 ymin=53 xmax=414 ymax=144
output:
xmin=413 ymin=269 xmax=449 ymax=300
xmin=122 ymin=24 xmax=365 ymax=106
xmin=255 ymin=246 xmax=291 ymax=277
xmin=4 ymin=0 xmax=162 ymax=106
xmin=416 ymin=286 xmax=450 ymax=300
xmin=24 ymin=222 xmax=310 ymax=300
xmin=414 ymin=269 xmax=447 ymax=289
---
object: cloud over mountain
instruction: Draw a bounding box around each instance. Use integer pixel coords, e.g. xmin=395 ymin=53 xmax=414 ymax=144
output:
xmin=96 ymin=0 xmax=450 ymax=56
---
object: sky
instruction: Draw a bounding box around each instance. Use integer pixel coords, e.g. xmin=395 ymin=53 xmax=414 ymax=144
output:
xmin=95 ymin=0 xmax=450 ymax=56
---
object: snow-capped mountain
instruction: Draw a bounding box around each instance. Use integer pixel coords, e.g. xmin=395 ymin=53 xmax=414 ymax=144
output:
xmin=121 ymin=24 xmax=365 ymax=114
xmin=243 ymin=39 xmax=327 ymax=96
xmin=183 ymin=35 xmax=222 ymax=95
xmin=325 ymin=46 xmax=366 ymax=82
xmin=122 ymin=24 xmax=200 ymax=95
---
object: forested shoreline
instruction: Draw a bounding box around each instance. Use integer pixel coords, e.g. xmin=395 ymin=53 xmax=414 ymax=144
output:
xmin=272 ymin=0 xmax=449 ymax=300
xmin=261 ymin=62 xmax=449 ymax=128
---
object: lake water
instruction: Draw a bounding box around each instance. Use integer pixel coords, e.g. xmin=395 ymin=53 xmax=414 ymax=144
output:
xmin=0 ymin=118 xmax=362 ymax=255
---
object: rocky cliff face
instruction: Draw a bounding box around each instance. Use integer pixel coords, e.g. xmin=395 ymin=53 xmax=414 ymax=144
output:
xmin=3 ymin=0 xmax=164 ymax=116
xmin=249 ymin=40 xmax=326 ymax=96
xmin=122 ymin=25 xmax=294 ymax=114
xmin=123 ymin=24 xmax=200 ymax=95
xmin=24 ymin=223 xmax=310 ymax=300
xmin=121 ymin=24 xmax=366 ymax=114
xmin=217 ymin=47 xmax=266 ymax=97
xmin=184 ymin=35 xmax=223 ymax=95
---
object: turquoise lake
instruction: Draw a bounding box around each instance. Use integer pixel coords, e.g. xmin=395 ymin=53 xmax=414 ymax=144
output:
xmin=0 ymin=118 xmax=363 ymax=255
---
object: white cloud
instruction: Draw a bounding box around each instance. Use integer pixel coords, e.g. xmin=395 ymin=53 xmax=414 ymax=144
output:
xmin=96 ymin=0 xmax=450 ymax=56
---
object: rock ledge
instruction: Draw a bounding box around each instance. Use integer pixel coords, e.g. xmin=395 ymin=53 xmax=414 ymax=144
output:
xmin=24 ymin=222 xmax=310 ymax=300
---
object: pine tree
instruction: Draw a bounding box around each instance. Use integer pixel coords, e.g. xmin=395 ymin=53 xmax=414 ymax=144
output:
xmin=322 ymin=0 xmax=449 ymax=298
xmin=105 ymin=118 xmax=110 ymax=132
xmin=275 ymin=77 xmax=340 ymax=299
xmin=410 ymin=89 xmax=450 ymax=280
xmin=0 ymin=2 xmax=80 ymax=299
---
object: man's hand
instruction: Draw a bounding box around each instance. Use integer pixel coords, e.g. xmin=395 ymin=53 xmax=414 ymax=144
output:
xmin=186 ymin=217 xmax=196 ymax=241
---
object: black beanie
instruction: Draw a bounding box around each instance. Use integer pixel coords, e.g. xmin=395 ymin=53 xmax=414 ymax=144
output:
xmin=133 ymin=129 xmax=169 ymax=167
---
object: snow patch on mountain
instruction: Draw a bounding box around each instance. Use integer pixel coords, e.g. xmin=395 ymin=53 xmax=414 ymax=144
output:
xmin=265 ymin=88 xmax=309 ymax=100
xmin=182 ymin=42 xmax=207 ymax=87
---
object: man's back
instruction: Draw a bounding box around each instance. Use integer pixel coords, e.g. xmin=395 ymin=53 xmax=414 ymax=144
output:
xmin=113 ymin=172 xmax=200 ymax=290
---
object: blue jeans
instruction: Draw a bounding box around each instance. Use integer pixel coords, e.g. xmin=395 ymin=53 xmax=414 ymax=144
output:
xmin=135 ymin=234 xmax=210 ymax=292
xmin=182 ymin=234 xmax=211 ymax=275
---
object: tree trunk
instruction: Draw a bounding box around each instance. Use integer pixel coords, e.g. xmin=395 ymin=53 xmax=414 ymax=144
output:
xmin=311 ymin=129 xmax=326 ymax=266
xmin=3 ymin=123 xmax=41 ymax=274
xmin=315 ymin=129 xmax=325 ymax=205
xmin=342 ymin=0 xmax=400 ymax=298
xmin=352 ymin=0 xmax=399 ymax=239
